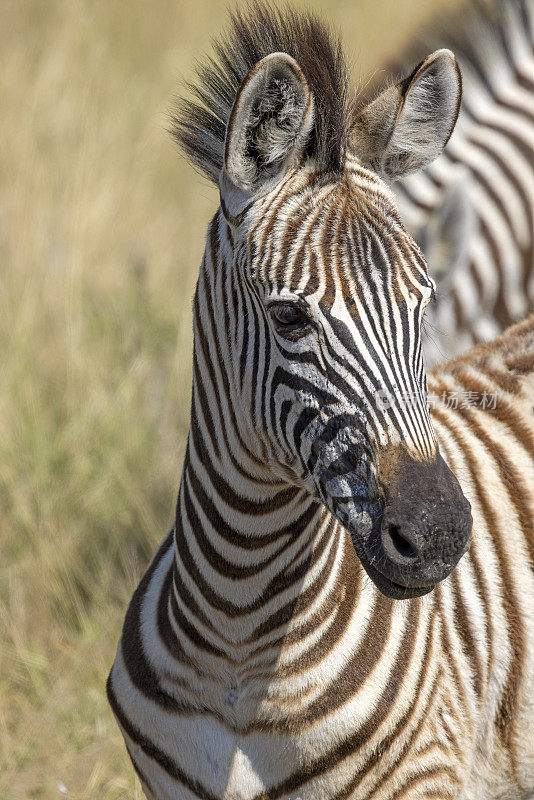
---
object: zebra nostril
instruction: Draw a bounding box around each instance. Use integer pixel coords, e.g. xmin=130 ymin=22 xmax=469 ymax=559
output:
xmin=381 ymin=523 xmax=419 ymax=563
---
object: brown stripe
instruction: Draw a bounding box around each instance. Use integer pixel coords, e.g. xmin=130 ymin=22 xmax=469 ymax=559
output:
xmin=171 ymin=556 xmax=227 ymax=641
xmin=174 ymin=502 xmax=324 ymax=618
xmin=247 ymin=596 xmax=424 ymax=797
xmin=430 ymin=406 xmax=526 ymax=784
xmin=156 ymin=557 xmax=210 ymax=673
xmin=182 ymin=470 xmax=308 ymax=579
xmin=332 ymin=602 xmax=441 ymax=800
xmin=430 ymin=372 xmax=534 ymax=459
xmin=387 ymin=764 xmax=460 ymax=800
xmin=248 ymin=517 xmax=340 ymax=649
xmin=450 ymin=570 xmax=485 ymax=701
xmin=436 ymin=433 xmax=495 ymax=702
xmin=454 ymin=406 xmax=534 ymax=571
xmin=168 ymin=574 xmax=229 ymax=659
xmin=254 ymin=541 xmax=359 ymax=682
xmin=433 ymin=581 xmax=472 ymax=744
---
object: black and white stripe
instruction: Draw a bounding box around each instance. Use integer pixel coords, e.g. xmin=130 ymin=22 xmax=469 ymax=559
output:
xmin=108 ymin=5 xmax=534 ymax=799
xmin=391 ymin=0 xmax=534 ymax=362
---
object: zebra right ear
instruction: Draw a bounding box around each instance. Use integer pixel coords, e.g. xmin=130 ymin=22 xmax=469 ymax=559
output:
xmin=221 ymin=52 xmax=315 ymax=204
xmin=353 ymin=49 xmax=462 ymax=181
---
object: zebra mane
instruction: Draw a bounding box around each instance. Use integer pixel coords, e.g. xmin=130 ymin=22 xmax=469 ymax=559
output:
xmin=172 ymin=2 xmax=353 ymax=183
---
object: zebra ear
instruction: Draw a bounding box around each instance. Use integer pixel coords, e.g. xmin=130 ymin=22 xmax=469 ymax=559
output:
xmin=353 ymin=49 xmax=461 ymax=181
xmin=222 ymin=52 xmax=315 ymax=198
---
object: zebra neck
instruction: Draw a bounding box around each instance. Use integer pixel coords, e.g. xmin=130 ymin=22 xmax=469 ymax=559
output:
xmin=170 ymin=442 xmax=359 ymax=652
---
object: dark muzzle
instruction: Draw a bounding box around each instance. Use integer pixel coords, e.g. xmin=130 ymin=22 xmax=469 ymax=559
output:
xmin=377 ymin=451 xmax=472 ymax=591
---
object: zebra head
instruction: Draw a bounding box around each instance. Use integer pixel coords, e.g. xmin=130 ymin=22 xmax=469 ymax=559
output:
xmin=176 ymin=8 xmax=472 ymax=599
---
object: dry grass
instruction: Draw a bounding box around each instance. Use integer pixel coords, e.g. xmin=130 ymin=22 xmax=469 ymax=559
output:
xmin=0 ymin=0 xmax=457 ymax=797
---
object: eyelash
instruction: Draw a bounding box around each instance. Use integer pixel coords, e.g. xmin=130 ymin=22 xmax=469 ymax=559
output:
xmin=268 ymin=302 xmax=311 ymax=338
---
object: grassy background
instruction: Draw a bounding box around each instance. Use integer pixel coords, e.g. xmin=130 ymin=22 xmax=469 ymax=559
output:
xmin=0 ymin=0 xmax=460 ymax=797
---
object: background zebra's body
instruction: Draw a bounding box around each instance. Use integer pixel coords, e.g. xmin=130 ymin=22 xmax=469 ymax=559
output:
xmin=390 ymin=0 xmax=534 ymax=362
xmin=108 ymin=315 xmax=534 ymax=799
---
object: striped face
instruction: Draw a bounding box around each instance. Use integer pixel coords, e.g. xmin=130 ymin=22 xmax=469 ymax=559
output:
xmin=220 ymin=160 xmax=472 ymax=598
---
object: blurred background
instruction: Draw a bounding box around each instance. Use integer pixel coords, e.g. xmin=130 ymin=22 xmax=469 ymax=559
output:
xmin=0 ymin=0 xmax=462 ymax=797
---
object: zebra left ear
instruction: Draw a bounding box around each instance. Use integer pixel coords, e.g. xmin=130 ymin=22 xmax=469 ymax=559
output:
xmin=353 ymin=49 xmax=462 ymax=181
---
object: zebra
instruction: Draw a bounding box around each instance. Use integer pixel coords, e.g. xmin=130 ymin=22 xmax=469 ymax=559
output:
xmin=386 ymin=0 xmax=534 ymax=363
xmin=107 ymin=5 xmax=534 ymax=799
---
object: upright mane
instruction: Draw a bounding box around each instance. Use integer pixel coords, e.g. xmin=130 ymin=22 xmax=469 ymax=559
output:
xmin=172 ymin=2 xmax=353 ymax=183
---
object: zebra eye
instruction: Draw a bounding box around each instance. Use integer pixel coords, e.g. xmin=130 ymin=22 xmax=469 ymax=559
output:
xmin=269 ymin=302 xmax=310 ymax=334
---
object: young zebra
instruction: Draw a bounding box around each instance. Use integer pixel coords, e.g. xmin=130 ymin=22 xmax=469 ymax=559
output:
xmin=389 ymin=0 xmax=534 ymax=363
xmin=107 ymin=6 xmax=534 ymax=799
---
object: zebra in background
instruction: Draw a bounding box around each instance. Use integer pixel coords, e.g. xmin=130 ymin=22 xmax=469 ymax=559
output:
xmin=107 ymin=5 xmax=534 ymax=799
xmin=387 ymin=0 xmax=534 ymax=363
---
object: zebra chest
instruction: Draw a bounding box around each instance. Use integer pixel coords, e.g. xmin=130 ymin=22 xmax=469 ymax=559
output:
xmin=133 ymin=709 xmax=355 ymax=800
xmin=123 ymin=661 xmax=366 ymax=798
xmin=169 ymin=716 xmax=292 ymax=799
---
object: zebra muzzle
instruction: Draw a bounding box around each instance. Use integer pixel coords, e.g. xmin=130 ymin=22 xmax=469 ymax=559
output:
xmin=375 ymin=451 xmax=472 ymax=592
xmin=318 ymin=447 xmax=472 ymax=600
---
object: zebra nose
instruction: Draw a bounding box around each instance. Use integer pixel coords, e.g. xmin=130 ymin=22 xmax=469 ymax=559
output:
xmin=377 ymin=450 xmax=472 ymax=586
xmin=381 ymin=521 xmax=421 ymax=565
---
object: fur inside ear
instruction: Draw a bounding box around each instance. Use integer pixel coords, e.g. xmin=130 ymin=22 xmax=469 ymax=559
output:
xmin=353 ymin=49 xmax=462 ymax=181
xmin=224 ymin=52 xmax=314 ymax=195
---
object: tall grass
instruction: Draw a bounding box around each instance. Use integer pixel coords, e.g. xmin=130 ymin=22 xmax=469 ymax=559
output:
xmin=0 ymin=0 xmax=456 ymax=796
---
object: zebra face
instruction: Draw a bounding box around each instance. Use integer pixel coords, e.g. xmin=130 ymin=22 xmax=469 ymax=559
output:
xmin=214 ymin=47 xmax=471 ymax=598
xmin=229 ymin=170 xmax=472 ymax=599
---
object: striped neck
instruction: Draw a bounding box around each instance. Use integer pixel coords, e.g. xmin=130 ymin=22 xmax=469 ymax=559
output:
xmin=169 ymin=209 xmax=369 ymax=655
xmin=172 ymin=432 xmax=353 ymax=652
